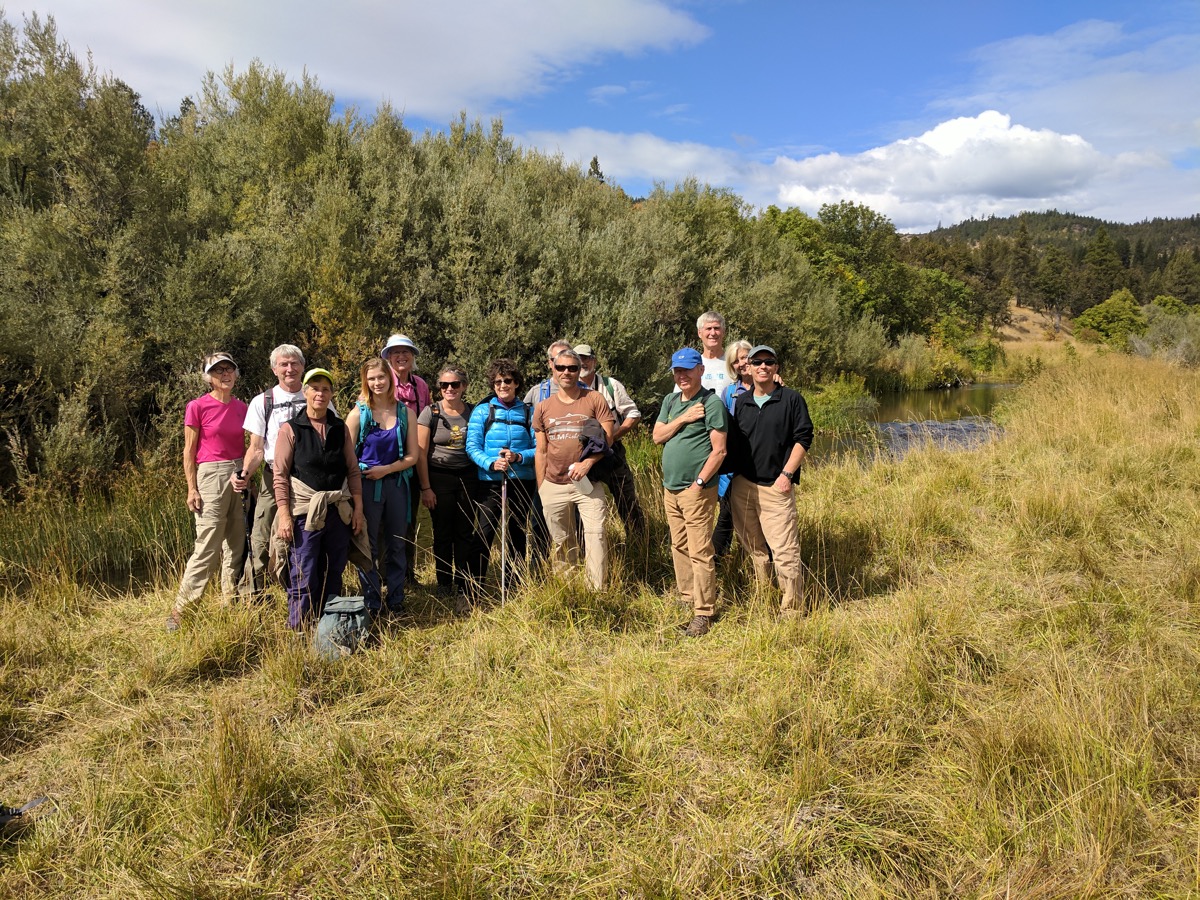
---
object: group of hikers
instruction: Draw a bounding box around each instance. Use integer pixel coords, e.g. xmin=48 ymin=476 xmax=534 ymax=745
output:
xmin=168 ymin=311 xmax=814 ymax=640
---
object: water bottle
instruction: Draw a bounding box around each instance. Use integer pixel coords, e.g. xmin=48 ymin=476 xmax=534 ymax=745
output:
xmin=568 ymin=464 xmax=594 ymax=495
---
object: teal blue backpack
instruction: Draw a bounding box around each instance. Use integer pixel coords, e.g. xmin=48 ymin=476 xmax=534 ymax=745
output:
xmin=314 ymin=595 xmax=370 ymax=660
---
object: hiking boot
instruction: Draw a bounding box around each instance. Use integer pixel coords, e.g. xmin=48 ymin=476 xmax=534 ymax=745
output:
xmin=683 ymin=615 xmax=711 ymax=638
xmin=453 ymin=593 xmax=473 ymax=618
xmin=165 ymin=609 xmax=182 ymax=633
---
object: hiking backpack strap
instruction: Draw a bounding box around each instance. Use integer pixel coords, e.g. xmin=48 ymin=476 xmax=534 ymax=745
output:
xmin=355 ymin=400 xmax=375 ymax=457
xmin=426 ymin=402 xmax=441 ymax=449
xmin=395 ymin=405 xmax=412 ymax=516
xmin=483 ymin=402 xmax=532 ymax=435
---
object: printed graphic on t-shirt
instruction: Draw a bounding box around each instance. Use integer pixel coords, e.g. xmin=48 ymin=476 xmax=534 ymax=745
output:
xmin=543 ymin=412 xmax=601 ymax=444
xmin=270 ymin=398 xmax=307 ymax=427
xmin=444 ymin=423 xmax=467 ymax=451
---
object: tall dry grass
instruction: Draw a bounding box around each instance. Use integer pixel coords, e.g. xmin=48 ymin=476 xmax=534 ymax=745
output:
xmin=2 ymin=352 xmax=1199 ymax=897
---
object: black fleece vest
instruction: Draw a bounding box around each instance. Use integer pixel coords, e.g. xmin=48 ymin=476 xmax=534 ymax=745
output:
xmin=289 ymin=411 xmax=348 ymax=492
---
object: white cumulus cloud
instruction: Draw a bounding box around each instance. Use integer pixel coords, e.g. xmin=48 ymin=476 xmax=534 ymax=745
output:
xmin=519 ymin=126 xmax=744 ymax=189
xmin=15 ymin=0 xmax=709 ymax=117
xmin=774 ymin=112 xmax=1107 ymax=226
xmin=524 ymin=110 xmax=1198 ymax=232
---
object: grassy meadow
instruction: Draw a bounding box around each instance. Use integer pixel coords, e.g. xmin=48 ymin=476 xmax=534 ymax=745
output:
xmin=2 ymin=351 xmax=1200 ymax=898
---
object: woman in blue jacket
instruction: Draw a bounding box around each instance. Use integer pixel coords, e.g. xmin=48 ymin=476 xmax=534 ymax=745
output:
xmin=466 ymin=358 xmax=539 ymax=602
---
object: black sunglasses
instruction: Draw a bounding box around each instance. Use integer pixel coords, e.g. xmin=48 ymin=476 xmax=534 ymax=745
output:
xmin=493 ymin=377 xmax=516 ymax=386
xmin=554 ymin=364 xmax=580 ymax=373
xmin=750 ymin=358 xmax=777 ymax=367
xmin=438 ymin=380 xmax=462 ymax=389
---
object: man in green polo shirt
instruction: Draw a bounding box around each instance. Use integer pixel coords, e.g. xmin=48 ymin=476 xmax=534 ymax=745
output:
xmin=653 ymin=348 xmax=728 ymax=637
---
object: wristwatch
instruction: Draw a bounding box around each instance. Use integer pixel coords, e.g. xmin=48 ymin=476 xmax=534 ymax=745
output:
xmin=695 ymin=476 xmax=707 ymax=488
xmin=781 ymin=470 xmax=795 ymax=480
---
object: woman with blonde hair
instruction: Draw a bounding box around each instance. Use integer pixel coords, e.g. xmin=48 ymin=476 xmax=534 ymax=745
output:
xmin=167 ymin=352 xmax=249 ymax=632
xmin=346 ymin=357 xmax=418 ymax=616
xmin=713 ymin=340 xmax=752 ymax=559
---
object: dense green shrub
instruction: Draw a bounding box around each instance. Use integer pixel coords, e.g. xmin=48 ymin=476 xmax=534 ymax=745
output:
xmin=807 ymin=375 xmax=879 ymax=433
xmin=1134 ymin=305 xmax=1200 ymax=367
xmin=1150 ymin=294 xmax=1187 ymax=316
xmin=1074 ymin=289 xmax=1147 ymax=345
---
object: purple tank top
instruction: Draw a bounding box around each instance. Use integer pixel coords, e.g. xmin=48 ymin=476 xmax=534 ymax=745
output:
xmin=359 ymin=423 xmax=400 ymax=469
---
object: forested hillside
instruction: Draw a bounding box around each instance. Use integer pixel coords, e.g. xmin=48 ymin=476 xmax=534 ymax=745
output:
xmin=922 ymin=210 xmax=1200 ymax=310
xmin=2 ymin=13 xmax=1198 ymax=494
xmin=926 ymin=209 xmax=1200 ymax=257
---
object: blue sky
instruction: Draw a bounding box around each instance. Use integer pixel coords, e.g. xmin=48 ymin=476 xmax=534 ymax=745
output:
xmin=11 ymin=0 xmax=1200 ymax=231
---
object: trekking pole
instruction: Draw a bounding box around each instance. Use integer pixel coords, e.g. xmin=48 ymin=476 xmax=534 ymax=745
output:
xmin=500 ymin=463 xmax=509 ymax=605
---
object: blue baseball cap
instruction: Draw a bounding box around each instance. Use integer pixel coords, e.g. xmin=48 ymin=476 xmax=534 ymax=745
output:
xmin=670 ymin=347 xmax=703 ymax=369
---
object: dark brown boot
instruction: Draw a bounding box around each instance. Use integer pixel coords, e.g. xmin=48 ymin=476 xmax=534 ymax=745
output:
xmin=684 ymin=615 xmax=711 ymax=638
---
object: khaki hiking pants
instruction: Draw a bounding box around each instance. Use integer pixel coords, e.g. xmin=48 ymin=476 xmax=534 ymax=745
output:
xmin=663 ymin=484 xmax=718 ymax=617
xmin=175 ymin=459 xmax=246 ymax=612
xmin=728 ymin=475 xmax=804 ymax=611
xmin=539 ymin=479 xmax=608 ymax=590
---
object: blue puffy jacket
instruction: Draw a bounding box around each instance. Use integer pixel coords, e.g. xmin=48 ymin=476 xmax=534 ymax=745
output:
xmin=466 ymin=397 xmax=537 ymax=482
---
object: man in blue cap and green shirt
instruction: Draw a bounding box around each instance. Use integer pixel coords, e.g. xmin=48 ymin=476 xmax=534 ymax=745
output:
xmin=653 ymin=347 xmax=728 ymax=637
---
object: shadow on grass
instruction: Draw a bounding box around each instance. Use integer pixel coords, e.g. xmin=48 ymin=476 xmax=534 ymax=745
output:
xmin=711 ymin=516 xmax=895 ymax=616
xmin=802 ymin=519 xmax=897 ymax=607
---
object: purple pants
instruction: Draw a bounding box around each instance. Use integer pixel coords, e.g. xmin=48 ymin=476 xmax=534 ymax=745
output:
xmin=357 ymin=474 xmax=409 ymax=612
xmin=287 ymin=513 xmax=351 ymax=629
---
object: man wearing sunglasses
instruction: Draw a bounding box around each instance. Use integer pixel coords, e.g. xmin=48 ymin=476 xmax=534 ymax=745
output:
xmin=533 ymin=348 xmax=615 ymax=590
xmin=524 ymin=339 xmax=576 ymax=407
xmin=727 ymin=345 xmax=813 ymax=615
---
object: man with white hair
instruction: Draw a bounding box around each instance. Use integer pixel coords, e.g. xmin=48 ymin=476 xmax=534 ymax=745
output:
xmin=696 ymin=311 xmax=731 ymax=393
xmin=675 ymin=311 xmax=731 ymax=396
xmin=240 ymin=343 xmax=308 ymax=596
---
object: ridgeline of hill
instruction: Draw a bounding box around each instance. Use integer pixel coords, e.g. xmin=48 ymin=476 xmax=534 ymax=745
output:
xmin=922 ymin=209 xmax=1200 ymax=257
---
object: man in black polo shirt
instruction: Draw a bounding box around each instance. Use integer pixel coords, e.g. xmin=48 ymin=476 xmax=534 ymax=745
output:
xmin=728 ymin=344 xmax=813 ymax=614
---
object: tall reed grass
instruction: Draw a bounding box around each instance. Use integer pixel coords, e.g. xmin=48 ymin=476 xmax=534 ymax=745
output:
xmin=2 ymin=353 xmax=1199 ymax=897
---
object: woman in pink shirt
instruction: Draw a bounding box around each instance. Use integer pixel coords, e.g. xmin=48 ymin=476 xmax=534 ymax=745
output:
xmin=167 ymin=352 xmax=250 ymax=632
xmin=380 ymin=333 xmax=430 ymax=586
